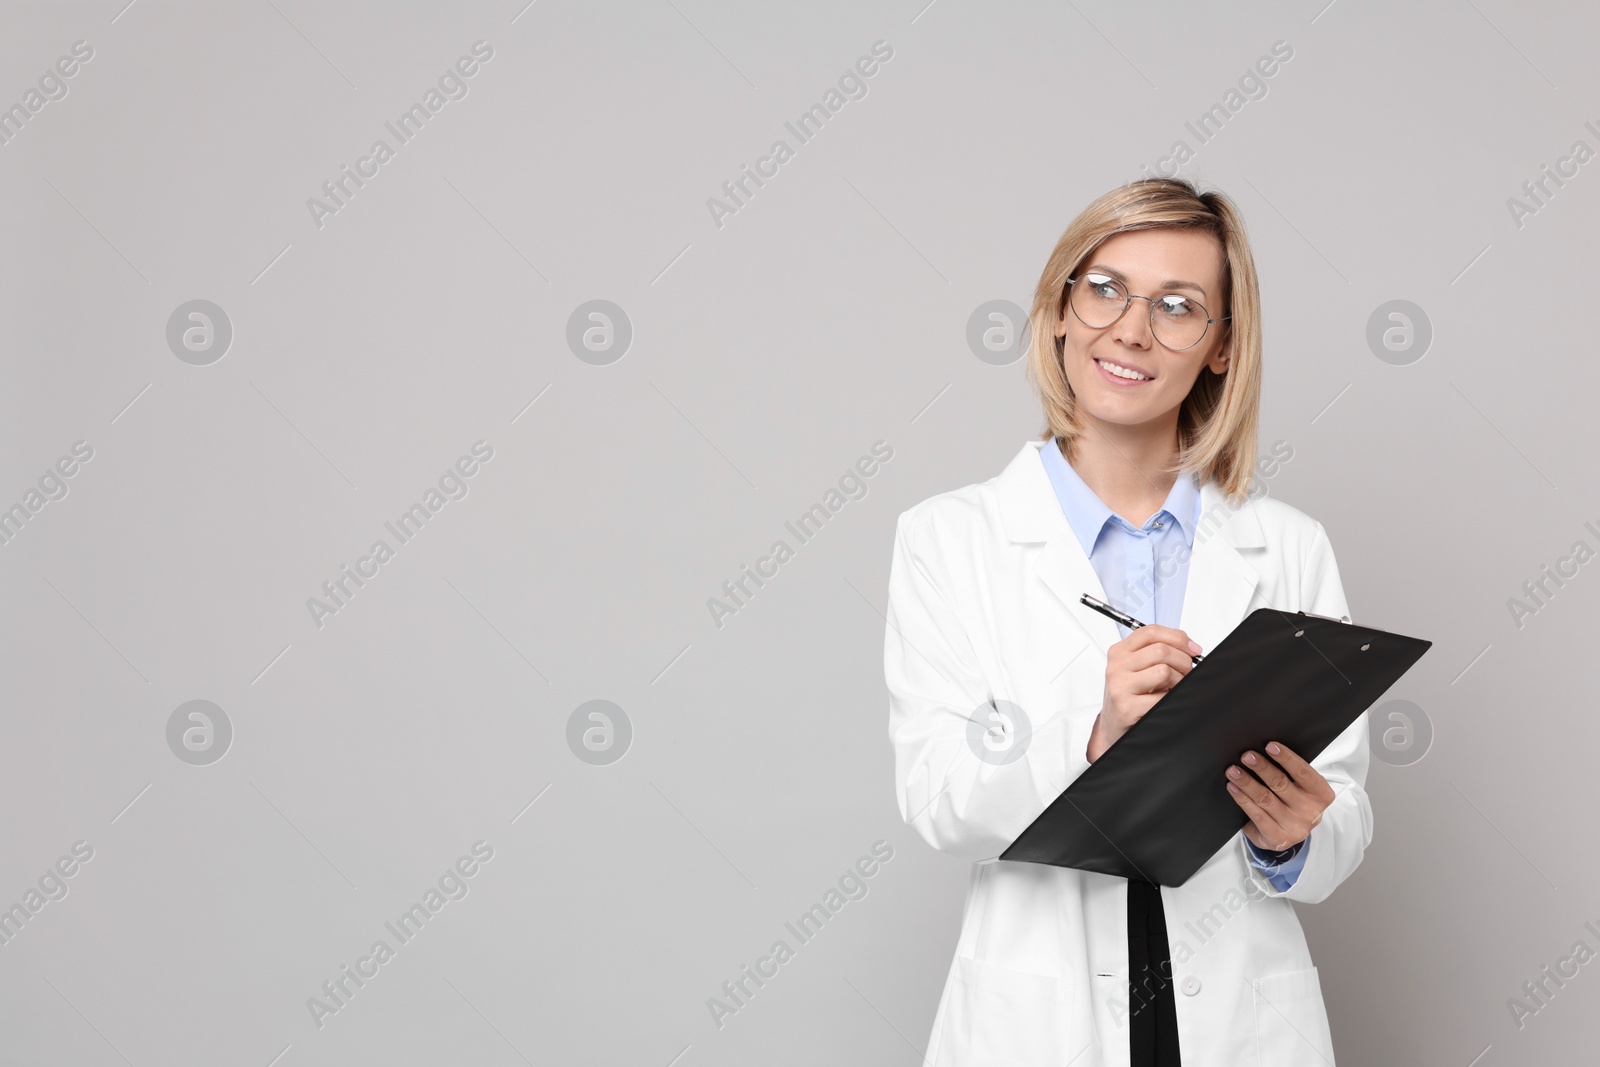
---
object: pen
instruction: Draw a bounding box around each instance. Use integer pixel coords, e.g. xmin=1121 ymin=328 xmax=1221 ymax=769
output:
xmin=1079 ymin=593 xmax=1204 ymax=665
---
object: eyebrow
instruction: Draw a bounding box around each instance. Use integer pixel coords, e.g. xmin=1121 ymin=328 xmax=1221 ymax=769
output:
xmin=1083 ymin=264 xmax=1208 ymax=298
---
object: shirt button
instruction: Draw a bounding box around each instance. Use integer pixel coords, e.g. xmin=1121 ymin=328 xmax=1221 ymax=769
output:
xmin=1180 ymin=975 xmax=1202 ymax=996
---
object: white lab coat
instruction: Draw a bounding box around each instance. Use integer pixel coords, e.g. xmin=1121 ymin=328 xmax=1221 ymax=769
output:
xmin=885 ymin=438 xmax=1371 ymax=1067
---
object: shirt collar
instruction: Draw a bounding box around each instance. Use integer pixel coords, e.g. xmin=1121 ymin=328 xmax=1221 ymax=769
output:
xmin=1038 ymin=436 xmax=1202 ymax=557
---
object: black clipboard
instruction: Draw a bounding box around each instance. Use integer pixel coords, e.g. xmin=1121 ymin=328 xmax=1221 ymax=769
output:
xmin=998 ymin=608 xmax=1431 ymax=886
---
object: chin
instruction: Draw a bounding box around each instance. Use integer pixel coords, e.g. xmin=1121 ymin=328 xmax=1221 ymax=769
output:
xmin=1077 ymin=390 xmax=1175 ymax=425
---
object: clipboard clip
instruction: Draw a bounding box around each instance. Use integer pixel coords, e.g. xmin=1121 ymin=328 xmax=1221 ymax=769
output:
xmin=1298 ymin=610 xmax=1352 ymax=624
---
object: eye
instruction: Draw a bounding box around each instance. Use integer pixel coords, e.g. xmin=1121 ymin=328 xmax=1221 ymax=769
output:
xmin=1156 ymin=295 xmax=1198 ymax=317
xmin=1084 ymin=273 xmax=1123 ymax=299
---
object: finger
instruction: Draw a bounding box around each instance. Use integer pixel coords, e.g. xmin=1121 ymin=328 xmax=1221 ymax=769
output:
xmin=1124 ymin=643 xmax=1195 ymax=682
xmin=1264 ymin=741 xmax=1336 ymax=804
xmin=1262 ymin=742 xmax=1315 ymax=785
xmin=1239 ymin=757 xmax=1321 ymax=829
xmin=1227 ymin=762 xmax=1283 ymax=815
xmin=1240 ymin=753 xmax=1329 ymax=831
xmin=1126 ymin=625 xmax=1201 ymax=657
xmin=1241 ymin=750 xmax=1295 ymax=798
xmin=1129 ymin=661 xmax=1187 ymax=695
xmin=1226 ymin=780 xmax=1288 ymax=845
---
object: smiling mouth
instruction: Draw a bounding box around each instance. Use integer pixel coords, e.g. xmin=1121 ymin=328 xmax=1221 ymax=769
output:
xmin=1094 ymin=358 xmax=1154 ymax=382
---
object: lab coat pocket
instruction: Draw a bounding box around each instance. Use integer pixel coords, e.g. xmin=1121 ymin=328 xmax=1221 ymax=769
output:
xmin=1251 ymin=966 xmax=1335 ymax=1066
xmin=938 ymin=955 xmax=1072 ymax=1067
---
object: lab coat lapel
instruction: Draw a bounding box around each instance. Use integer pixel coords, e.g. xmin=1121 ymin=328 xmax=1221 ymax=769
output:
xmin=997 ymin=440 xmax=1123 ymax=655
xmin=1179 ymin=479 xmax=1265 ymax=655
xmin=1034 ymin=539 xmax=1122 ymax=653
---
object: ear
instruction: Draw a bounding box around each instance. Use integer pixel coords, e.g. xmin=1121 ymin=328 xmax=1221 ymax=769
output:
xmin=1205 ymin=329 xmax=1233 ymax=375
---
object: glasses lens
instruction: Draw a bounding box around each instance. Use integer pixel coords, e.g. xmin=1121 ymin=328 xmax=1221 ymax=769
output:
xmin=1070 ymin=274 xmax=1128 ymax=328
xmin=1150 ymin=294 xmax=1208 ymax=350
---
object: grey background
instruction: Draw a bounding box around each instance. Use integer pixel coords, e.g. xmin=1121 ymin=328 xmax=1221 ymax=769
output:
xmin=2 ymin=0 xmax=1595 ymax=1064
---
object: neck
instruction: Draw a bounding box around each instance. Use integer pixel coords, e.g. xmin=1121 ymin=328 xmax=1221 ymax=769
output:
xmin=1058 ymin=413 xmax=1182 ymax=527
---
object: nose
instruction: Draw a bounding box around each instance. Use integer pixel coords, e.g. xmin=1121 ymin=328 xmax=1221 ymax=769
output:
xmin=1109 ymin=295 xmax=1155 ymax=349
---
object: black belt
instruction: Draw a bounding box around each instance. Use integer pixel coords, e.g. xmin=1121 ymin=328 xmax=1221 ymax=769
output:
xmin=1126 ymin=878 xmax=1181 ymax=1066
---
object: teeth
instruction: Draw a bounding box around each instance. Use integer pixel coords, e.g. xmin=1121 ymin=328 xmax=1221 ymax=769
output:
xmin=1097 ymin=359 xmax=1151 ymax=381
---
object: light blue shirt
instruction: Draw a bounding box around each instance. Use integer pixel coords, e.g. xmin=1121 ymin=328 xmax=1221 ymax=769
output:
xmin=1039 ymin=437 xmax=1307 ymax=891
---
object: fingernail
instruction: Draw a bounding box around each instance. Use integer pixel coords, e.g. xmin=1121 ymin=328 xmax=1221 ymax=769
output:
xmin=1188 ymin=640 xmax=1202 ymax=654
xmin=1226 ymin=766 xmax=1241 ymax=779
xmin=1227 ymin=782 xmax=1239 ymax=794
xmin=1267 ymin=742 xmax=1281 ymax=755
xmin=1243 ymin=752 xmax=1257 ymax=765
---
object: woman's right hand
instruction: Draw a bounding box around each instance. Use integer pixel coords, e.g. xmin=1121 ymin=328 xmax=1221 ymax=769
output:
xmin=1085 ymin=625 xmax=1202 ymax=763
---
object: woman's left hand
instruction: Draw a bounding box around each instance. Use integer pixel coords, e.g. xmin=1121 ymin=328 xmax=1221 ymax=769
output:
xmin=1225 ymin=741 xmax=1335 ymax=852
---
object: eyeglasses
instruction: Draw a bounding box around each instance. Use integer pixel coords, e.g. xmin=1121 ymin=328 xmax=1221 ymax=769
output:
xmin=1064 ymin=273 xmax=1229 ymax=352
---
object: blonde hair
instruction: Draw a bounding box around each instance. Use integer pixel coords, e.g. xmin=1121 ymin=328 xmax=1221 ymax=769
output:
xmin=1024 ymin=177 xmax=1262 ymax=503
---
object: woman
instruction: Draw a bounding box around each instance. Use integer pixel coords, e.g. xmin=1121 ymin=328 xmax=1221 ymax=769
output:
xmin=884 ymin=177 xmax=1368 ymax=1066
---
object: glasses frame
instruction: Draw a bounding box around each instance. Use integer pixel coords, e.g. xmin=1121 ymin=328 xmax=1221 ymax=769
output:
xmin=1064 ymin=273 xmax=1230 ymax=352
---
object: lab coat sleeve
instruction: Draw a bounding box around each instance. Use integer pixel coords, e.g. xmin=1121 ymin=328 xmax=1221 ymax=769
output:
xmin=885 ymin=509 xmax=1083 ymax=863
xmin=1244 ymin=519 xmax=1374 ymax=903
